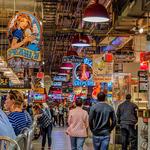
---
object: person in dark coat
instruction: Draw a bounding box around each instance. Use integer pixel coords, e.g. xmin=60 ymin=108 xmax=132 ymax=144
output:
xmin=117 ymin=94 xmax=138 ymax=150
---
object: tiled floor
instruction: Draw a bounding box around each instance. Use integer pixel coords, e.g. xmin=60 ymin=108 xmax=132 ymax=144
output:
xmin=32 ymin=127 xmax=93 ymax=150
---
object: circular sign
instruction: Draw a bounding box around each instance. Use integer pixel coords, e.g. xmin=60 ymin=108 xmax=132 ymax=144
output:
xmin=75 ymin=63 xmax=92 ymax=81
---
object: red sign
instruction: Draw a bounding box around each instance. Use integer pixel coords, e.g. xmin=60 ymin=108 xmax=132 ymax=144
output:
xmin=143 ymin=52 xmax=150 ymax=61
xmin=37 ymin=72 xmax=44 ymax=79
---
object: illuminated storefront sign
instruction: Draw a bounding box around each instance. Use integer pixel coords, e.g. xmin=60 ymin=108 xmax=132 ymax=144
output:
xmin=52 ymin=82 xmax=62 ymax=86
xmin=73 ymin=58 xmax=94 ymax=86
xmin=53 ymin=76 xmax=67 ymax=82
xmin=49 ymin=94 xmax=62 ymax=100
xmin=74 ymin=80 xmax=94 ymax=86
xmin=34 ymin=94 xmax=44 ymax=100
xmin=63 ymin=56 xmax=83 ymax=63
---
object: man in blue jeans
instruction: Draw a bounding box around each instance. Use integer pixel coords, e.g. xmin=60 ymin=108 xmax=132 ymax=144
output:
xmin=89 ymin=92 xmax=116 ymax=150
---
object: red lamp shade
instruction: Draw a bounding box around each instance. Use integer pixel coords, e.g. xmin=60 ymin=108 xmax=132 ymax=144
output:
xmin=71 ymin=34 xmax=90 ymax=47
xmin=60 ymin=63 xmax=73 ymax=70
xmin=67 ymin=50 xmax=78 ymax=56
xmin=83 ymin=3 xmax=109 ymax=23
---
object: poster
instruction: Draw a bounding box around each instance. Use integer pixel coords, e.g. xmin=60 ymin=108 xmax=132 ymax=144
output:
xmin=92 ymin=54 xmax=113 ymax=82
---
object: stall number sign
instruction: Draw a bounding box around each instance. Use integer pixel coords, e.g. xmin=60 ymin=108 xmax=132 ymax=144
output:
xmin=138 ymin=71 xmax=148 ymax=92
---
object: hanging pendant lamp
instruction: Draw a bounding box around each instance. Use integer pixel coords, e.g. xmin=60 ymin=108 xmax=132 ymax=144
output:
xmin=83 ymin=0 xmax=109 ymax=23
xmin=60 ymin=63 xmax=73 ymax=70
xmin=58 ymin=69 xmax=70 ymax=75
xmin=71 ymin=34 xmax=90 ymax=47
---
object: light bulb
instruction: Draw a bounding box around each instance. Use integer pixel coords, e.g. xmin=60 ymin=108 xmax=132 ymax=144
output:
xmin=139 ymin=28 xmax=144 ymax=34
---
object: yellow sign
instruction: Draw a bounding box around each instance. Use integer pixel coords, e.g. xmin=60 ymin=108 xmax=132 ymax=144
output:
xmin=93 ymin=54 xmax=113 ymax=81
xmin=93 ymin=75 xmax=112 ymax=82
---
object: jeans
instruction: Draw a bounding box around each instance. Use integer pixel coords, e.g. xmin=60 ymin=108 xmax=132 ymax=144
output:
xmin=93 ymin=135 xmax=110 ymax=150
xmin=70 ymin=137 xmax=85 ymax=150
xmin=41 ymin=123 xmax=52 ymax=148
xmin=121 ymin=124 xmax=137 ymax=150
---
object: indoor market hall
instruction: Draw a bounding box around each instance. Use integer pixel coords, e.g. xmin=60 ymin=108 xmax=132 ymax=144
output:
xmin=0 ymin=0 xmax=150 ymax=150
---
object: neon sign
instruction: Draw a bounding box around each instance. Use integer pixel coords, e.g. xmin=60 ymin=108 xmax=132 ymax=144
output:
xmin=53 ymin=76 xmax=67 ymax=82
xmin=73 ymin=58 xmax=94 ymax=86
xmin=52 ymin=82 xmax=62 ymax=86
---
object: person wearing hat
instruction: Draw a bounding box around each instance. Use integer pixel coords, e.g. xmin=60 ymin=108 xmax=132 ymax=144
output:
xmin=117 ymin=94 xmax=138 ymax=150
xmin=89 ymin=92 xmax=116 ymax=150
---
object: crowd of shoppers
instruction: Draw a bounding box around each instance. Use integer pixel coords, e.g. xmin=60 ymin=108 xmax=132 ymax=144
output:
xmin=0 ymin=90 xmax=138 ymax=150
xmin=66 ymin=92 xmax=138 ymax=150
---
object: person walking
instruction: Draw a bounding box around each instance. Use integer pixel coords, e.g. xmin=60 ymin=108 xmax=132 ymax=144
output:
xmin=116 ymin=94 xmax=138 ymax=150
xmin=66 ymin=98 xmax=89 ymax=150
xmin=53 ymin=106 xmax=59 ymax=126
xmin=89 ymin=92 xmax=116 ymax=150
xmin=33 ymin=105 xmax=53 ymax=150
xmin=58 ymin=104 xmax=64 ymax=127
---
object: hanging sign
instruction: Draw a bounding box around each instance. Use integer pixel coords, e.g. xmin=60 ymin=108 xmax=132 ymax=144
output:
xmin=73 ymin=58 xmax=94 ymax=86
xmin=63 ymin=56 xmax=83 ymax=63
xmin=7 ymin=12 xmax=42 ymax=62
xmin=53 ymin=75 xmax=67 ymax=82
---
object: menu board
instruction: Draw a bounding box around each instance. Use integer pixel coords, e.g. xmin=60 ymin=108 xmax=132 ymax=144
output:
xmin=138 ymin=71 xmax=148 ymax=92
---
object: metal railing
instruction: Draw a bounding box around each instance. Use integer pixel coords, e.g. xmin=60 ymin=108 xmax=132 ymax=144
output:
xmin=0 ymin=119 xmax=37 ymax=150
xmin=0 ymin=136 xmax=21 ymax=150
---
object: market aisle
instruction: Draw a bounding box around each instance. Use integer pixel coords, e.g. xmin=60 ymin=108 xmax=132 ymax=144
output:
xmin=32 ymin=127 xmax=93 ymax=150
